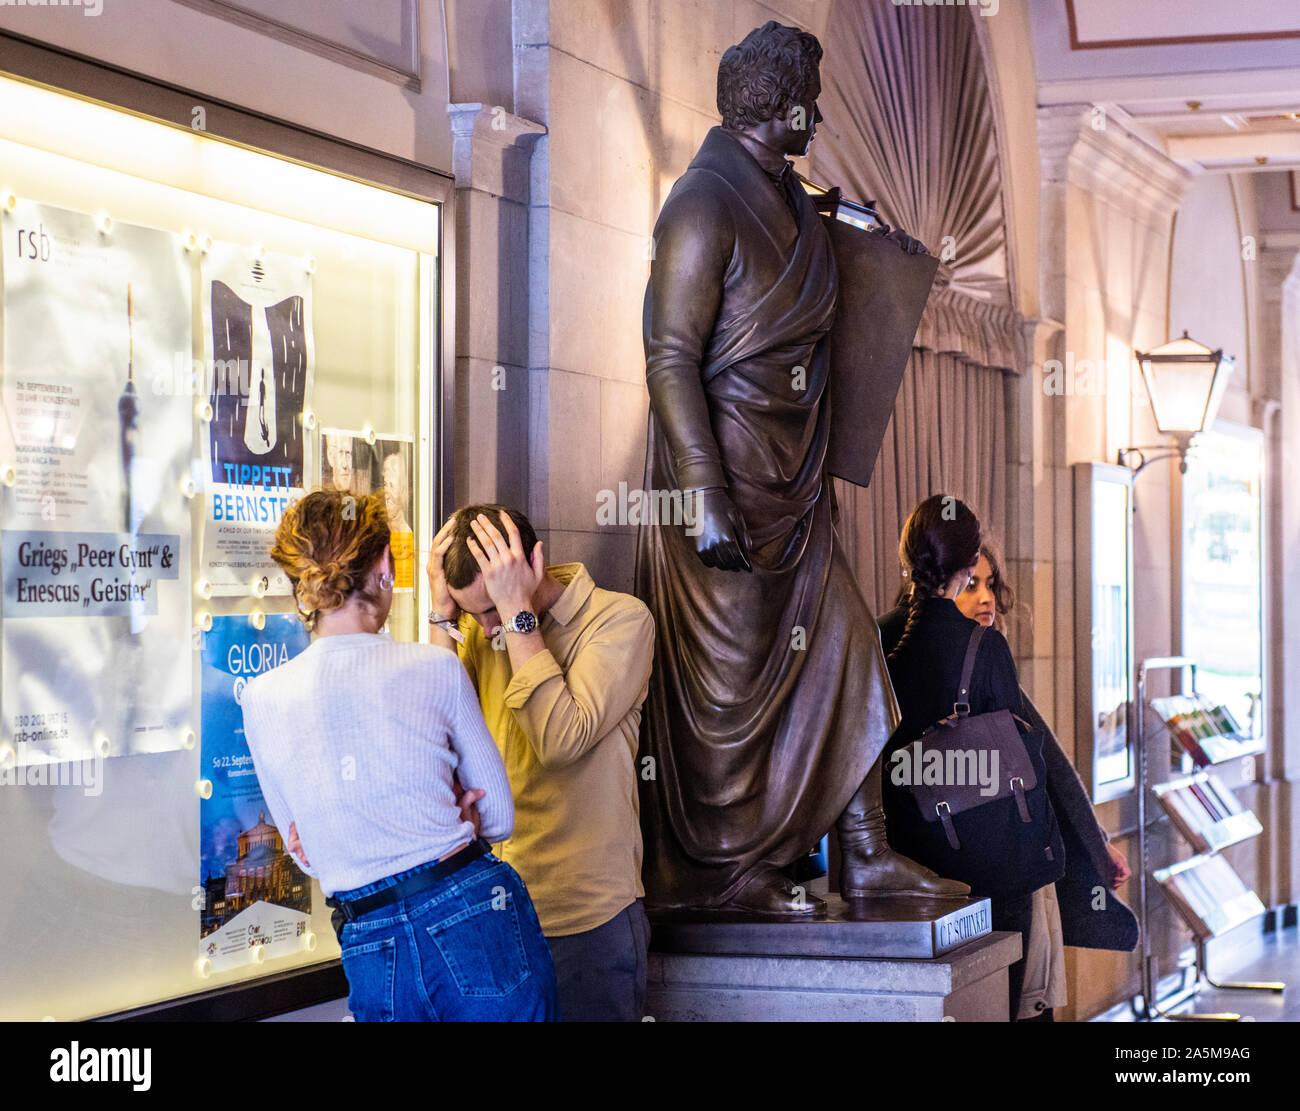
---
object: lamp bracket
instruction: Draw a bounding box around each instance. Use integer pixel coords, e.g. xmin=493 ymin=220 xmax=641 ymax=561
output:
xmin=1117 ymin=445 xmax=1189 ymax=479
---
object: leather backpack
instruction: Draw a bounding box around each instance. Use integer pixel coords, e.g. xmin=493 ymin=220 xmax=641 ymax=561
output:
xmin=885 ymin=625 xmax=1065 ymax=900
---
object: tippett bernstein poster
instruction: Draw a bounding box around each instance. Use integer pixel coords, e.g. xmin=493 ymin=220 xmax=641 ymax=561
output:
xmin=1 ymin=199 xmax=193 ymax=766
xmin=199 ymin=613 xmax=312 ymax=972
xmin=199 ymin=242 xmax=313 ymax=597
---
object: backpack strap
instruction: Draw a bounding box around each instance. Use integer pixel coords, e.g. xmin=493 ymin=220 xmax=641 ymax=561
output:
xmin=954 ymin=624 xmax=985 ymax=716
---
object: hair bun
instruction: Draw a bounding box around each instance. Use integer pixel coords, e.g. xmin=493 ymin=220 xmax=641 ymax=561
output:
xmin=269 ymin=489 xmax=391 ymax=628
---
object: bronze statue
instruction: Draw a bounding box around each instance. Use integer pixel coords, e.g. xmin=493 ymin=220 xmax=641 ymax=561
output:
xmin=634 ymin=21 xmax=967 ymax=917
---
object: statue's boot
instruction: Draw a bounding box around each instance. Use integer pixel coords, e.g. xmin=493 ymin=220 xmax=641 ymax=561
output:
xmin=837 ymin=762 xmax=971 ymax=899
xmin=717 ymin=862 xmax=826 ymax=918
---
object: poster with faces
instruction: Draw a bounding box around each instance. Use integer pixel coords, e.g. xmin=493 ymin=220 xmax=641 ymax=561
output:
xmin=199 ymin=241 xmax=314 ymax=598
xmin=320 ymin=430 xmax=414 ymax=591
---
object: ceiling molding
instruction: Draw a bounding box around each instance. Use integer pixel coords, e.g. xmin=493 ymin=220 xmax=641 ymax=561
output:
xmin=1064 ymin=0 xmax=1300 ymax=51
xmin=1038 ymin=68 xmax=1300 ymax=108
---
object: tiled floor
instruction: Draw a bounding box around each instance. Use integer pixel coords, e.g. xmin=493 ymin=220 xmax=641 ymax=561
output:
xmin=1096 ymin=922 xmax=1299 ymax=1022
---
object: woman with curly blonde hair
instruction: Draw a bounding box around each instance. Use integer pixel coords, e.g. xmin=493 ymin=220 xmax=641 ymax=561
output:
xmin=240 ymin=488 xmax=556 ymax=1021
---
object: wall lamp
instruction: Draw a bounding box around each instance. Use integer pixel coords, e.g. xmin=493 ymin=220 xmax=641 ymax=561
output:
xmin=1117 ymin=332 xmax=1235 ymax=478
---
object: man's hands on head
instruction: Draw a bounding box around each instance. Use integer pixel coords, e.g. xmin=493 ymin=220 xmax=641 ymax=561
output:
xmin=427 ymin=515 xmax=460 ymax=620
xmin=690 ymin=487 xmax=753 ymax=572
xmin=466 ymin=512 xmax=545 ymax=618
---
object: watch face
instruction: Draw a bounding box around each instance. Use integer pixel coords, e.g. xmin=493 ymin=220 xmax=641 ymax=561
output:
xmin=511 ymin=610 xmax=537 ymax=634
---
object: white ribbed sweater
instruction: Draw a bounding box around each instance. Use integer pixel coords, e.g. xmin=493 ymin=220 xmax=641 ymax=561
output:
xmin=240 ymin=632 xmax=513 ymax=895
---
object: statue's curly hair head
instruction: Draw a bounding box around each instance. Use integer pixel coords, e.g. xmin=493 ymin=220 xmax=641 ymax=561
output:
xmin=717 ymin=21 xmax=822 ymax=130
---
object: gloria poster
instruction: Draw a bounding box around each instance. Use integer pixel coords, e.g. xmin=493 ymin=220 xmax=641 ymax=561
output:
xmin=0 ymin=199 xmax=192 ymax=766
xmin=199 ymin=613 xmax=312 ymax=972
xmin=199 ymin=242 xmax=313 ymax=597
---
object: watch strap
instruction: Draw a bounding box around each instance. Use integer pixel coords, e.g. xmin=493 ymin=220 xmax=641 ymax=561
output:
xmin=428 ymin=610 xmax=466 ymax=645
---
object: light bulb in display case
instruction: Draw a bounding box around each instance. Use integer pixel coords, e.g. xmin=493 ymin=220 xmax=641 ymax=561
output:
xmin=195 ymin=957 xmax=213 ymax=980
xmin=196 ymin=778 xmax=213 ymax=799
xmin=249 ymin=610 xmax=266 ymax=631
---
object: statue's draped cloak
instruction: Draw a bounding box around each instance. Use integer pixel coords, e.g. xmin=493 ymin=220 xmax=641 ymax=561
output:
xmin=635 ymin=128 xmax=900 ymax=907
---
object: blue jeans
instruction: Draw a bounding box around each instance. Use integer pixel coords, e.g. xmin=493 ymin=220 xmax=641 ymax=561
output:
xmin=334 ymin=852 xmax=557 ymax=1021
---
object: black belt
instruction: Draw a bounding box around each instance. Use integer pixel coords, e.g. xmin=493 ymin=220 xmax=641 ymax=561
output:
xmin=328 ymin=838 xmax=492 ymax=925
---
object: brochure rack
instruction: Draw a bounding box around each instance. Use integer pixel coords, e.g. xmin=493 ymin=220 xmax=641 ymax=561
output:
xmin=1132 ymin=657 xmax=1283 ymax=1021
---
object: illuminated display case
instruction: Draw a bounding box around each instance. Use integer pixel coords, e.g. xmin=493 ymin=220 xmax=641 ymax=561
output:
xmin=0 ymin=36 xmax=454 ymax=1020
xmin=1073 ymin=461 xmax=1137 ymax=804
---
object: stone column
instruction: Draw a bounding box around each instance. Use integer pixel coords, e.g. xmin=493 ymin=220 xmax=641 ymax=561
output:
xmin=446 ymin=101 xmax=545 ymax=509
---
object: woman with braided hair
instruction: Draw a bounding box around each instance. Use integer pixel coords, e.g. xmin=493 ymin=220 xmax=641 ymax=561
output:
xmin=878 ymin=498 xmax=1138 ymax=1020
xmin=875 ymin=494 xmax=1034 ymax=1017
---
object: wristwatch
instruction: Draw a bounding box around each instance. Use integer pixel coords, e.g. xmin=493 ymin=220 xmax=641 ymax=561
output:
xmin=502 ymin=609 xmax=538 ymax=635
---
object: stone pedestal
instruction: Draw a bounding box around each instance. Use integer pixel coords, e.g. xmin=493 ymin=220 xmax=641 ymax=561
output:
xmin=645 ymin=896 xmax=1022 ymax=1022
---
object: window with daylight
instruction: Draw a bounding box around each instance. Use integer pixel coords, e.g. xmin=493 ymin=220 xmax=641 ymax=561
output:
xmin=1181 ymin=423 xmax=1266 ymax=744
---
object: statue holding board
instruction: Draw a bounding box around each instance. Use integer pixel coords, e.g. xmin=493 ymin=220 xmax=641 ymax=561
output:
xmin=635 ymin=21 xmax=963 ymax=917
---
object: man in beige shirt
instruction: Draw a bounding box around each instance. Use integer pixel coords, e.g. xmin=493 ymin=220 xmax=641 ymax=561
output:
xmin=426 ymin=504 xmax=654 ymax=1021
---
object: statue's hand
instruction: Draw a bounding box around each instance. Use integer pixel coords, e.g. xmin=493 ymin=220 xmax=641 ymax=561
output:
xmin=688 ymin=487 xmax=753 ymax=572
xmin=887 ymin=226 xmax=928 ymax=255
xmin=871 ymin=217 xmax=928 ymax=256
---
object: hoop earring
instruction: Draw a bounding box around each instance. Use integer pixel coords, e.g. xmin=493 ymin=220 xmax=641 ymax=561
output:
xmin=378 ymin=571 xmax=394 ymax=592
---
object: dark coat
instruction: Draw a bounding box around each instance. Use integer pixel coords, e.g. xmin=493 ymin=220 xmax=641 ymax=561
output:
xmin=879 ymin=603 xmax=1138 ymax=952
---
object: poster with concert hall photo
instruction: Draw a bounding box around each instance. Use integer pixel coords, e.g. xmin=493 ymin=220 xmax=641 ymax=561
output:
xmin=199 ymin=614 xmax=313 ymax=973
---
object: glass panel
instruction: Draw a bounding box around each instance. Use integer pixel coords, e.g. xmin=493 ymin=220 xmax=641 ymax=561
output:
xmin=1145 ymin=361 xmax=1217 ymax=433
xmin=1092 ymin=478 xmax=1131 ymax=787
xmin=1183 ymin=426 xmax=1265 ymax=739
xmin=0 ymin=76 xmax=438 ymax=1019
